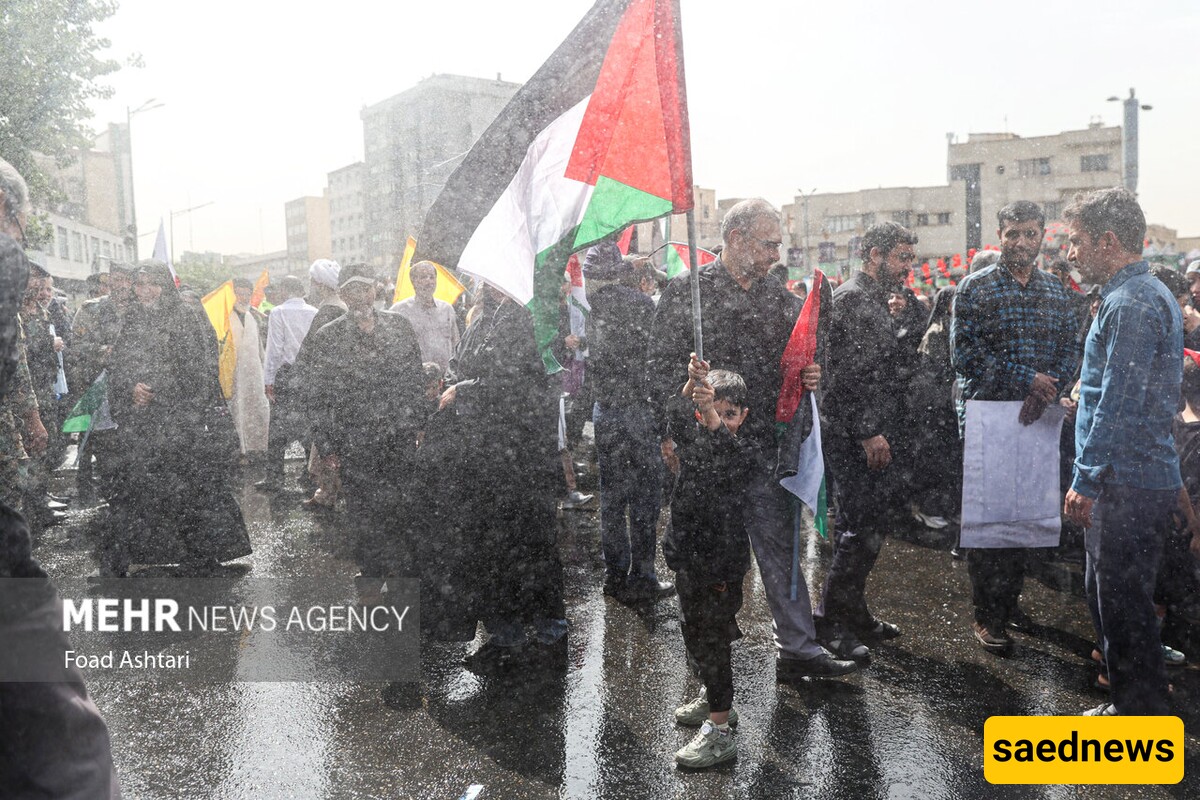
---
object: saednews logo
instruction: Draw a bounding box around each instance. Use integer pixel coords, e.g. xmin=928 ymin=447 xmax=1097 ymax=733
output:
xmin=984 ymin=716 xmax=1184 ymax=784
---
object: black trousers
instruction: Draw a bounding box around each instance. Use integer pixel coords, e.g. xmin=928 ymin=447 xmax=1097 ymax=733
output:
xmin=817 ymin=433 xmax=903 ymax=629
xmin=967 ymin=548 xmax=1028 ymax=630
xmin=676 ymin=568 xmax=743 ymax=713
xmin=1087 ymin=485 xmax=1174 ymax=715
xmin=265 ymin=390 xmax=307 ymax=480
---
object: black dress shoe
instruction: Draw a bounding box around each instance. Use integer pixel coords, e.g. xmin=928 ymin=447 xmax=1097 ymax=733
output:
xmin=817 ymin=625 xmax=870 ymax=662
xmin=776 ymin=651 xmax=859 ymax=681
xmin=462 ymin=640 xmax=525 ymax=673
xmin=626 ymin=578 xmax=676 ymax=600
xmin=1008 ymin=607 xmax=1035 ymax=633
xmin=857 ymin=618 xmax=902 ymax=641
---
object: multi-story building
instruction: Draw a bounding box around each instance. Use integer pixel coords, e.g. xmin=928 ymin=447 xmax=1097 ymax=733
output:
xmin=783 ymin=122 xmax=1125 ymax=274
xmin=947 ymin=123 xmax=1123 ymax=251
xmin=783 ymin=184 xmax=966 ymax=272
xmin=361 ymin=74 xmax=520 ymax=269
xmin=327 ymin=162 xmax=366 ymax=267
xmin=25 ymin=121 xmax=137 ymax=284
xmin=226 ymin=250 xmax=290 ymax=282
xmin=631 ymin=186 xmax=721 ymax=258
xmin=284 ymin=194 xmax=331 ymax=273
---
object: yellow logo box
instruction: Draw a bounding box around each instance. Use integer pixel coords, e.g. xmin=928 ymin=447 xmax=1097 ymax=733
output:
xmin=984 ymin=716 xmax=1184 ymax=784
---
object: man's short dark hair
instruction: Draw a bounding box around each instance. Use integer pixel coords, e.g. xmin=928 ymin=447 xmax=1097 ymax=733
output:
xmin=279 ymin=275 xmax=306 ymax=297
xmin=232 ymin=277 xmax=255 ymax=291
xmin=860 ymin=222 xmax=917 ymax=262
xmin=707 ymin=369 xmax=747 ymax=408
xmin=1151 ymin=264 xmax=1188 ymax=300
xmin=28 ymin=263 xmax=50 ymax=280
xmin=1184 ymin=357 xmax=1200 ymax=411
xmin=1062 ymin=187 xmax=1146 ymax=253
xmin=997 ymin=200 xmax=1045 ymax=230
xmin=85 ymin=273 xmax=103 ymax=290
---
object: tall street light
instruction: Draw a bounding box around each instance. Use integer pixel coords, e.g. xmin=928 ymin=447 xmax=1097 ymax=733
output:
xmin=126 ymin=98 xmax=165 ymax=260
xmin=1107 ymin=88 xmax=1151 ymax=194
xmin=170 ymin=201 xmax=214 ymax=264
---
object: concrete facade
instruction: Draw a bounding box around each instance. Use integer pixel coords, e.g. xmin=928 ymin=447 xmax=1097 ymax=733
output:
xmin=783 ymin=183 xmax=966 ymax=271
xmin=284 ymin=195 xmax=331 ymax=273
xmin=27 ymin=212 xmax=132 ymax=283
xmin=947 ymin=124 xmax=1123 ymax=250
xmin=226 ymin=250 xmax=290 ymax=281
xmin=327 ymin=162 xmax=365 ymax=267
xmin=360 ymin=74 xmax=520 ymax=269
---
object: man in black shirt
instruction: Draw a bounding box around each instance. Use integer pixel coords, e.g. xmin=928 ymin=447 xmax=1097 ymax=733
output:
xmin=306 ymin=263 xmax=427 ymax=591
xmin=649 ymin=198 xmax=856 ymax=680
xmin=586 ymin=242 xmax=673 ymax=600
xmin=815 ymin=222 xmax=918 ymax=661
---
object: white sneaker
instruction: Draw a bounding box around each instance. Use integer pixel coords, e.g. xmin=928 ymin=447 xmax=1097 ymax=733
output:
xmin=1163 ymin=644 xmax=1187 ymax=667
xmin=674 ymin=689 xmax=739 ymax=727
xmin=674 ymin=721 xmax=737 ymax=768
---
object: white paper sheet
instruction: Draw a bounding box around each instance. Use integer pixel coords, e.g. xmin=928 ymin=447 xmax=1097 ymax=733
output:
xmin=960 ymin=400 xmax=1066 ymax=549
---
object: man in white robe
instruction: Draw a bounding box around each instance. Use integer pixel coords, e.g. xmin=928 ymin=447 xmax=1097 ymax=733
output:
xmin=228 ymin=277 xmax=270 ymax=455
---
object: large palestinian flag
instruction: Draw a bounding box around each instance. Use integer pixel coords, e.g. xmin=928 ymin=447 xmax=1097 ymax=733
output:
xmin=415 ymin=0 xmax=693 ymax=366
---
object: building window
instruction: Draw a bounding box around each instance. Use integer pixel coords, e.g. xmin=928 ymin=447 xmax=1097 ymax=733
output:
xmin=916 ymin=213 xmax=929 ymax=227
xmin=1080 ymin=154 xmax=1109 ymax=172
xmin=90 ymin=237 xmax=99 ymax=261
xmin=57 ymin=227 xmax=69 ymax=258
xmin=824 ymin=214 xmax=859 ymax=234
xmin=1017 ymin=157 xmax=1051 ymax=177
xmin=1042 ymin=201 xmax=1063 ymax=220
xmin=71 ymin=232 xmax=84 ymax=262
xmin=937 ymin=212 xmax=951 ymax=225
xmin=861 ymin=213 xmax=876 ymax=228
xmin=892 ymin=211 xmax=911 ymax=227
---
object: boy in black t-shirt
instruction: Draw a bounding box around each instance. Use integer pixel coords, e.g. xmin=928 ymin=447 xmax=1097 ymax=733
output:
xmin=663 ymin=360 xmax=759 ymax=769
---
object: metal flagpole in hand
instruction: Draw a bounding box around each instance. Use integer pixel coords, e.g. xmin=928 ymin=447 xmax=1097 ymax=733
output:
xmin=686 ymin=208 xmax=703 ymax=361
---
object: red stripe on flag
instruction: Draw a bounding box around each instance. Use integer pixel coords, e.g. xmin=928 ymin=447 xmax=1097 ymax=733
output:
xmin=563 ymin=0 xmax=693 ymax=208
xmin=616 ymin=226 xmax=635 ymax=255
xmin=776 ymin=270 xmax=824 ymax=423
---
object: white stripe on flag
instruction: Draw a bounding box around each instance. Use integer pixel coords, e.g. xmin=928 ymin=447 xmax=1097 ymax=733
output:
xmin=779 ymin=392 xmax=824 ymax=514
xmin=458 ymin=96 xmax=594 ymax=304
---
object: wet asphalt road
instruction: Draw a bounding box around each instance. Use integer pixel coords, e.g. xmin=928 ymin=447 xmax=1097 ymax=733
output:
xmin=30 ymin=454 xmax=1200 ymax=800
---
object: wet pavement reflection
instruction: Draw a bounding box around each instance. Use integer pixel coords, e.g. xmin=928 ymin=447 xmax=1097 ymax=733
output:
xmin=32 ymin=461 xmax=1200 ymax=799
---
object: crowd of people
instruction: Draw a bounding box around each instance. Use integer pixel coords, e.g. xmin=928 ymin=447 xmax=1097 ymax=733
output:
xmin=2 ymin=144 xmax=1198 ymax=781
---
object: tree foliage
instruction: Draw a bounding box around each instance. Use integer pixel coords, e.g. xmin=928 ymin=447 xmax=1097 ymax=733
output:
xmin=0 ymin=1 xmax=123 ymax=206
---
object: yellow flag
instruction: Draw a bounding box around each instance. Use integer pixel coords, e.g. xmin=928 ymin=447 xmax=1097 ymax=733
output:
xmin=392 ymin=236 xmax=465 ymax=306
xmin=201 ymin=281 xmax=238 ymax=400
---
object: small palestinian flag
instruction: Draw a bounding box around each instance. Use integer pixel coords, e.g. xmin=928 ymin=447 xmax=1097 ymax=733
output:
xmin=776 ymin=270 xmax=833 ymax=539
xmin=415 ymin=0 xmax=693 ymax=368
xmin=663 ymin=241 xmax=717 ymax=279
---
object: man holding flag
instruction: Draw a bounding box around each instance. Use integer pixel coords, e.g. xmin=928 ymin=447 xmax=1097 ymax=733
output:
xmin=649 ymin=199 xmax=857 ymax=680
xmin=68 ymin=260 xmax=137 ymax=503
xmin=815 ymin=222 xmax=918 ymax=662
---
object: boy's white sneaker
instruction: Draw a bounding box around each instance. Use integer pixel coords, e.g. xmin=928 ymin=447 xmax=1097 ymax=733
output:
xmin=674 ymin=721 xmax=737 ymax=769
xmin=674 ymin=691 xmax=738 ymax=727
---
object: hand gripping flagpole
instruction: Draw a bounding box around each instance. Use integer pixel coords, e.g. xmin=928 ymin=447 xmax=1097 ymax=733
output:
xmin=686 ymin=208 xmax=703 ymax=361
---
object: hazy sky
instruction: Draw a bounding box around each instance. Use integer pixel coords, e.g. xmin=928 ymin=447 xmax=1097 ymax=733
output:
xmin=89 ymin=0 xmax=1200 ymax=258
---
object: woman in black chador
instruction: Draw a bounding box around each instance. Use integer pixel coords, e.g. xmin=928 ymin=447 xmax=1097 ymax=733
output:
xmin=100 ymin=261 xmax=250 ymax=576
xmin=422 ymin=284 xmax=566 ymax=667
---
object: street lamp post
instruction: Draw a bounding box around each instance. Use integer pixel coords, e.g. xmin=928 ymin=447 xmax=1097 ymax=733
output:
xmin=169 ymin=201 xmax=214 ymax=264
xmin=1107 ymin=88 xmax=1151 ymax=194
xmin=125 ymin=98 xmax=165 ymax=261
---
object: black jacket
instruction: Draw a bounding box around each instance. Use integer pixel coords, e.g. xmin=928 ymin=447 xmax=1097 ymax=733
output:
xmin=306 ymin=310 xmax=425 ymax=461
xmin=588 ymin=283 xmax=655 ymax=407
xmin=648 ymin=261 xmax=799 ymax=451
xmin=823 ymin=270 xmax=906 ymax=444
xmin=662 ymin=405 xmax=760 ymax=583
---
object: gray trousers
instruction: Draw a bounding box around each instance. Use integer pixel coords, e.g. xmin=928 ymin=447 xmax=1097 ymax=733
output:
xmin=745 ymin=465 xmax=824 ymax=660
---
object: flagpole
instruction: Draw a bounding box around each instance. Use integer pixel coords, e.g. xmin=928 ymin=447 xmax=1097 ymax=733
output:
xmin=686 ymin=208 xmax=703 ymax=361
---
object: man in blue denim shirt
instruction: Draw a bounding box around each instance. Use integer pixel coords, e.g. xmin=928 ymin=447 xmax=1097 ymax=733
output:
xmin=1064 ymin=188 xmax=1182 ymax=717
